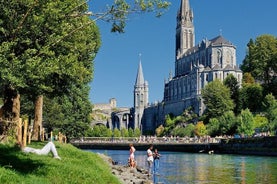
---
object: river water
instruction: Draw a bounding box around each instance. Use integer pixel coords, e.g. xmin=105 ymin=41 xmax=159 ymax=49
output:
xmin=87 ymin=149 xmax=277 ymax=184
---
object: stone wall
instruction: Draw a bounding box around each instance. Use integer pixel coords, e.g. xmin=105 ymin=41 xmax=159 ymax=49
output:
xmin=219 ymin=136 xmax=277 ymax=156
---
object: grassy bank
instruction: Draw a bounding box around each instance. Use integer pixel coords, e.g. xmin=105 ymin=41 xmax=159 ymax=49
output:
xmin=0 ymin=142 xmax=120 ymax=184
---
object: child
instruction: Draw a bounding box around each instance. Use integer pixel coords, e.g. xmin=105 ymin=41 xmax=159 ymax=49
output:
xmin=153 ymin=148 xmax=161 ymax=174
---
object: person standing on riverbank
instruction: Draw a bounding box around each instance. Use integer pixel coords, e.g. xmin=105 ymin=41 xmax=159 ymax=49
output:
xmin=147 ymin=144 xmax=154 ymax=176
xmin=153 ymin=148 xmax=161 ymax=175
xmin=129 ymin=143 xmax=136 ymax=168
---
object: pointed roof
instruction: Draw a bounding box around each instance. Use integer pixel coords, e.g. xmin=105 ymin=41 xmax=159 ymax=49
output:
xmin=179 ymin=0 xmax=193 ymax=23
xmin=135 ymin=60 xmax=144 ymax=86
xmin=181 ymin=0 xmax=190 ymax=17
xmin=210 ymin=35 xmax=233 ymax=46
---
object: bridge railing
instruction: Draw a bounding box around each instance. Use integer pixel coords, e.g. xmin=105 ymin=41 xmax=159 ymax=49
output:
xmin=71 ymin=136 xmax=222 ymax=144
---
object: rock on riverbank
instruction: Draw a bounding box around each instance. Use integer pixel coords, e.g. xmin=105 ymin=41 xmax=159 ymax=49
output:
xmin=98 ymin=153 xmax=152 ymax=184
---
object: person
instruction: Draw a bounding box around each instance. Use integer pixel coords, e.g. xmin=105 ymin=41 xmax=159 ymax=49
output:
xmin=129 ymin=143 xmax=136 ymax=168
xmin=20 ymin=141 xmax=61 ymax=160
xmin=153 ymin=148 xmax=161 ymax=175
xmin=146 ymin=144 xmax=154 ymax=176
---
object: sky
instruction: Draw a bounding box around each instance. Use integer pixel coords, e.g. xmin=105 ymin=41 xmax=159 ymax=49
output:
xmin=88 ymin=0 xmax=277 ymax=108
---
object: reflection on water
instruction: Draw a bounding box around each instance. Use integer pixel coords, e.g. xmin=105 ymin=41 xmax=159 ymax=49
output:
xmin=87 ymin=149 xmax=277 ymax=184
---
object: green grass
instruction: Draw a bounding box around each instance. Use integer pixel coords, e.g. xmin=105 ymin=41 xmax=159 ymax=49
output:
xmin=0 ymin=142 xmax=120 ymax=184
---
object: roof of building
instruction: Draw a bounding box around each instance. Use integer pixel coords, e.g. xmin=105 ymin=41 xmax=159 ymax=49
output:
xmin=135 ymin=61 xmax=145 ymax=86
xmin=210 ymin=35 xmax=233 ymax=46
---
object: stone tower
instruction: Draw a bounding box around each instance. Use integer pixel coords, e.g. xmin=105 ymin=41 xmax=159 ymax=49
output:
xmin=134 ymin=60 xmax=148 ymax=131
xmin=176 ymin=0 xmax=195 ymax=59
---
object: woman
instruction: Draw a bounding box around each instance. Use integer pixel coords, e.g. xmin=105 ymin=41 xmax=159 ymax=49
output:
xmin=129 ymin=143 xmax=136 ymax=168
xmin=146 ymin=144 xmax=154 ymax=175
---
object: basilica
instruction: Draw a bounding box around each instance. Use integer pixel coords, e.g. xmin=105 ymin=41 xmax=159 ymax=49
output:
xmin=133 ymin=0 xmax=243 ymax=133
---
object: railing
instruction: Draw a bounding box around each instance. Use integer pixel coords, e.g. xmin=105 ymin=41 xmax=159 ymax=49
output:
xmin=71 ymin=136 xmax=222 ymax=144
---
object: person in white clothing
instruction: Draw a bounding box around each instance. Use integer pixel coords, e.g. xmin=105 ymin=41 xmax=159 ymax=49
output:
xmin=22 ymin=142 xmax=61 ymax=160
xmin=129 ymin=143 xmax=136 ymax=168
xmin=146 ymin=144 xmax=154 ymax=175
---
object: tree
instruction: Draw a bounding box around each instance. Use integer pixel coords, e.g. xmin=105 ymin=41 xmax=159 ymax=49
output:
xmin=241 ymin=35 xmax=277 ymax=96
xmin=89 ymin=0 xmax=171 ymax=33
xmin=134 ymin=128 xmax=141 ymax=137
xmin=207 ymin=118 xmax=220 ymax=136
xmin=201 ymin=79 xmax=234 ymax=121
xmin=237 ymin=109 xmax=255 ymax=137
xmin=242 ymin=73 xmax=255 ymax=85
xmin=0 ymin=0 xmax=170 ymax=140
xmin=239 ymin=83 xmax=263 ymax=113
xmin=113 ymin=128 xmax=121 ymax=137
xmin=0 ymin=0 xmax=100 ymax=141
xmin=183 ymin=124 xmax=195 ymax=137
xmin=218 ymin=111 xmax=237 ymax=135
xmin=224 ymin=74 xmax=240 ymax=114
xmin=194 ymin=121 xmax=207 ymax=137
xmin=128 ymin=128 xmax=134 ymax=137
xmin=121 ymin=128 xmax=129 ymax=137
xmin=253 ymin=115 xmax=269 ymax=132
xmin=263 ymin=94 xmax=277 ymax=133
xmin=155 ymin=125 xmax=164 ymax=137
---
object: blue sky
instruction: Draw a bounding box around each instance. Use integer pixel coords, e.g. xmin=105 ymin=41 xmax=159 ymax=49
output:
xmin=88 ymin=0 xmax=277 ymax=108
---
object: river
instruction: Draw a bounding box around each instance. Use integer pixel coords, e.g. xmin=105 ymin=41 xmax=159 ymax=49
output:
xmin=87 ymin=149 xmax=277 ymax=184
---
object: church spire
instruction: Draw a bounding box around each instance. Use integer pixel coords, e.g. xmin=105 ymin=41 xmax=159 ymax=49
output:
xmin=135 ymin=57 xmax=144 ymax=87
xmin=176 ymin=0 xmax=195 ymax=58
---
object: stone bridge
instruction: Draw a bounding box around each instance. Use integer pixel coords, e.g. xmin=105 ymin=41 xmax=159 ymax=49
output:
xmin=111 ymin=109 xmax=133 ymax=130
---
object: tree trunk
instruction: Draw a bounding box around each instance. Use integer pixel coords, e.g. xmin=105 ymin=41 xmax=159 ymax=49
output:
xmin=0 ymin=86 xmax=20 ymax=142
xmin=12 ymin=94 xmax=20 ymax=121
xmin=33 ymin=95 xmax=43 ymax=141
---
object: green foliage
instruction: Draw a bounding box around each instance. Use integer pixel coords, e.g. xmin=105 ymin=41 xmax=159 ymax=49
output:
xmin=237 ymin=109 xmax=255 ymax=136
xmin=239 ymin=83 xmax=263 ymax=112
xmin=97 ymin=0 xmax=171 ymax=33
xmin=163 ymin=108 xmax=197 ymax=136
xmin=242 ymin=72 xmax=255 ymax=85
xmin=207 ymin=118 xmax=220 ymax=136
xmin=263 ymin=94 xmax=277 ymax=133
xmin=134 ymin=128 xmax=141 ymax=137
xmin=253 ymin=115 xmax=269 ymax=132
xmin=172 ymin=124 xmax=195 ymax=137
xmin=88 ymin=125 xmax=113 ymax=137
xmin=224 ymin=74 xmax=240 ymax=114
xmin=218 ymin=111 xmax=238 ymax=135
xmin=194 ymin=121 xmax=207 ymax=137
xmin=42 ymin=84 xmax=93 ymax=139
xmin=128 ymin=128 xmax=134 ymax=137
xmin=113 ymin=128 xmax=121 ymax=137
xmin=202 ymin=79 xmax=234 ymax=120
xmin=120 ymin=128 xmax=129 ymax=137
xmin=241 ymin=34 xmax=277 ymax=96
xmin=0 ymin=142 xmax=120 ymax=184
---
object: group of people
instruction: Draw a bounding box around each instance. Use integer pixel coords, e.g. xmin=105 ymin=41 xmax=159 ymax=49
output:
xmin=128 ymin=144 xmax=161 ymax=176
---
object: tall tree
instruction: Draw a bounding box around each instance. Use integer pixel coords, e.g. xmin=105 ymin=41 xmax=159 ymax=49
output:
xmin=237 ymin=109 xmax=255 ymax=137
xmin=241 ymin=34 xmax=277 ymax=96
xmin=201 ymin=79 xmax=234 ymax=121
xmin=224 ymin=74 xmax=240 ymax=114
xmin=0 ymin=0 xmax=170 ymax=140
xmin=263 ymin=94 xmax=277 ymax=133
xmin=239 ymin=83 xmax=263 ymax=113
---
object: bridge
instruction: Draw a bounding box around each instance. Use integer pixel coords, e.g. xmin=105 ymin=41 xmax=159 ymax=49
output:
xmin=71 ymin=136 xmax=221 ymax=153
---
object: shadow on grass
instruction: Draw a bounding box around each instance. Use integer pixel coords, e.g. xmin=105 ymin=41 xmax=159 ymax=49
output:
xmin=0 ymin=144 xmax=46 ymax=175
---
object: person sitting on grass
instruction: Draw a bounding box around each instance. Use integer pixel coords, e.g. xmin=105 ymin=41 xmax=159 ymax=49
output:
xmin=18 ymin=141 xmax=61 ymax=160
